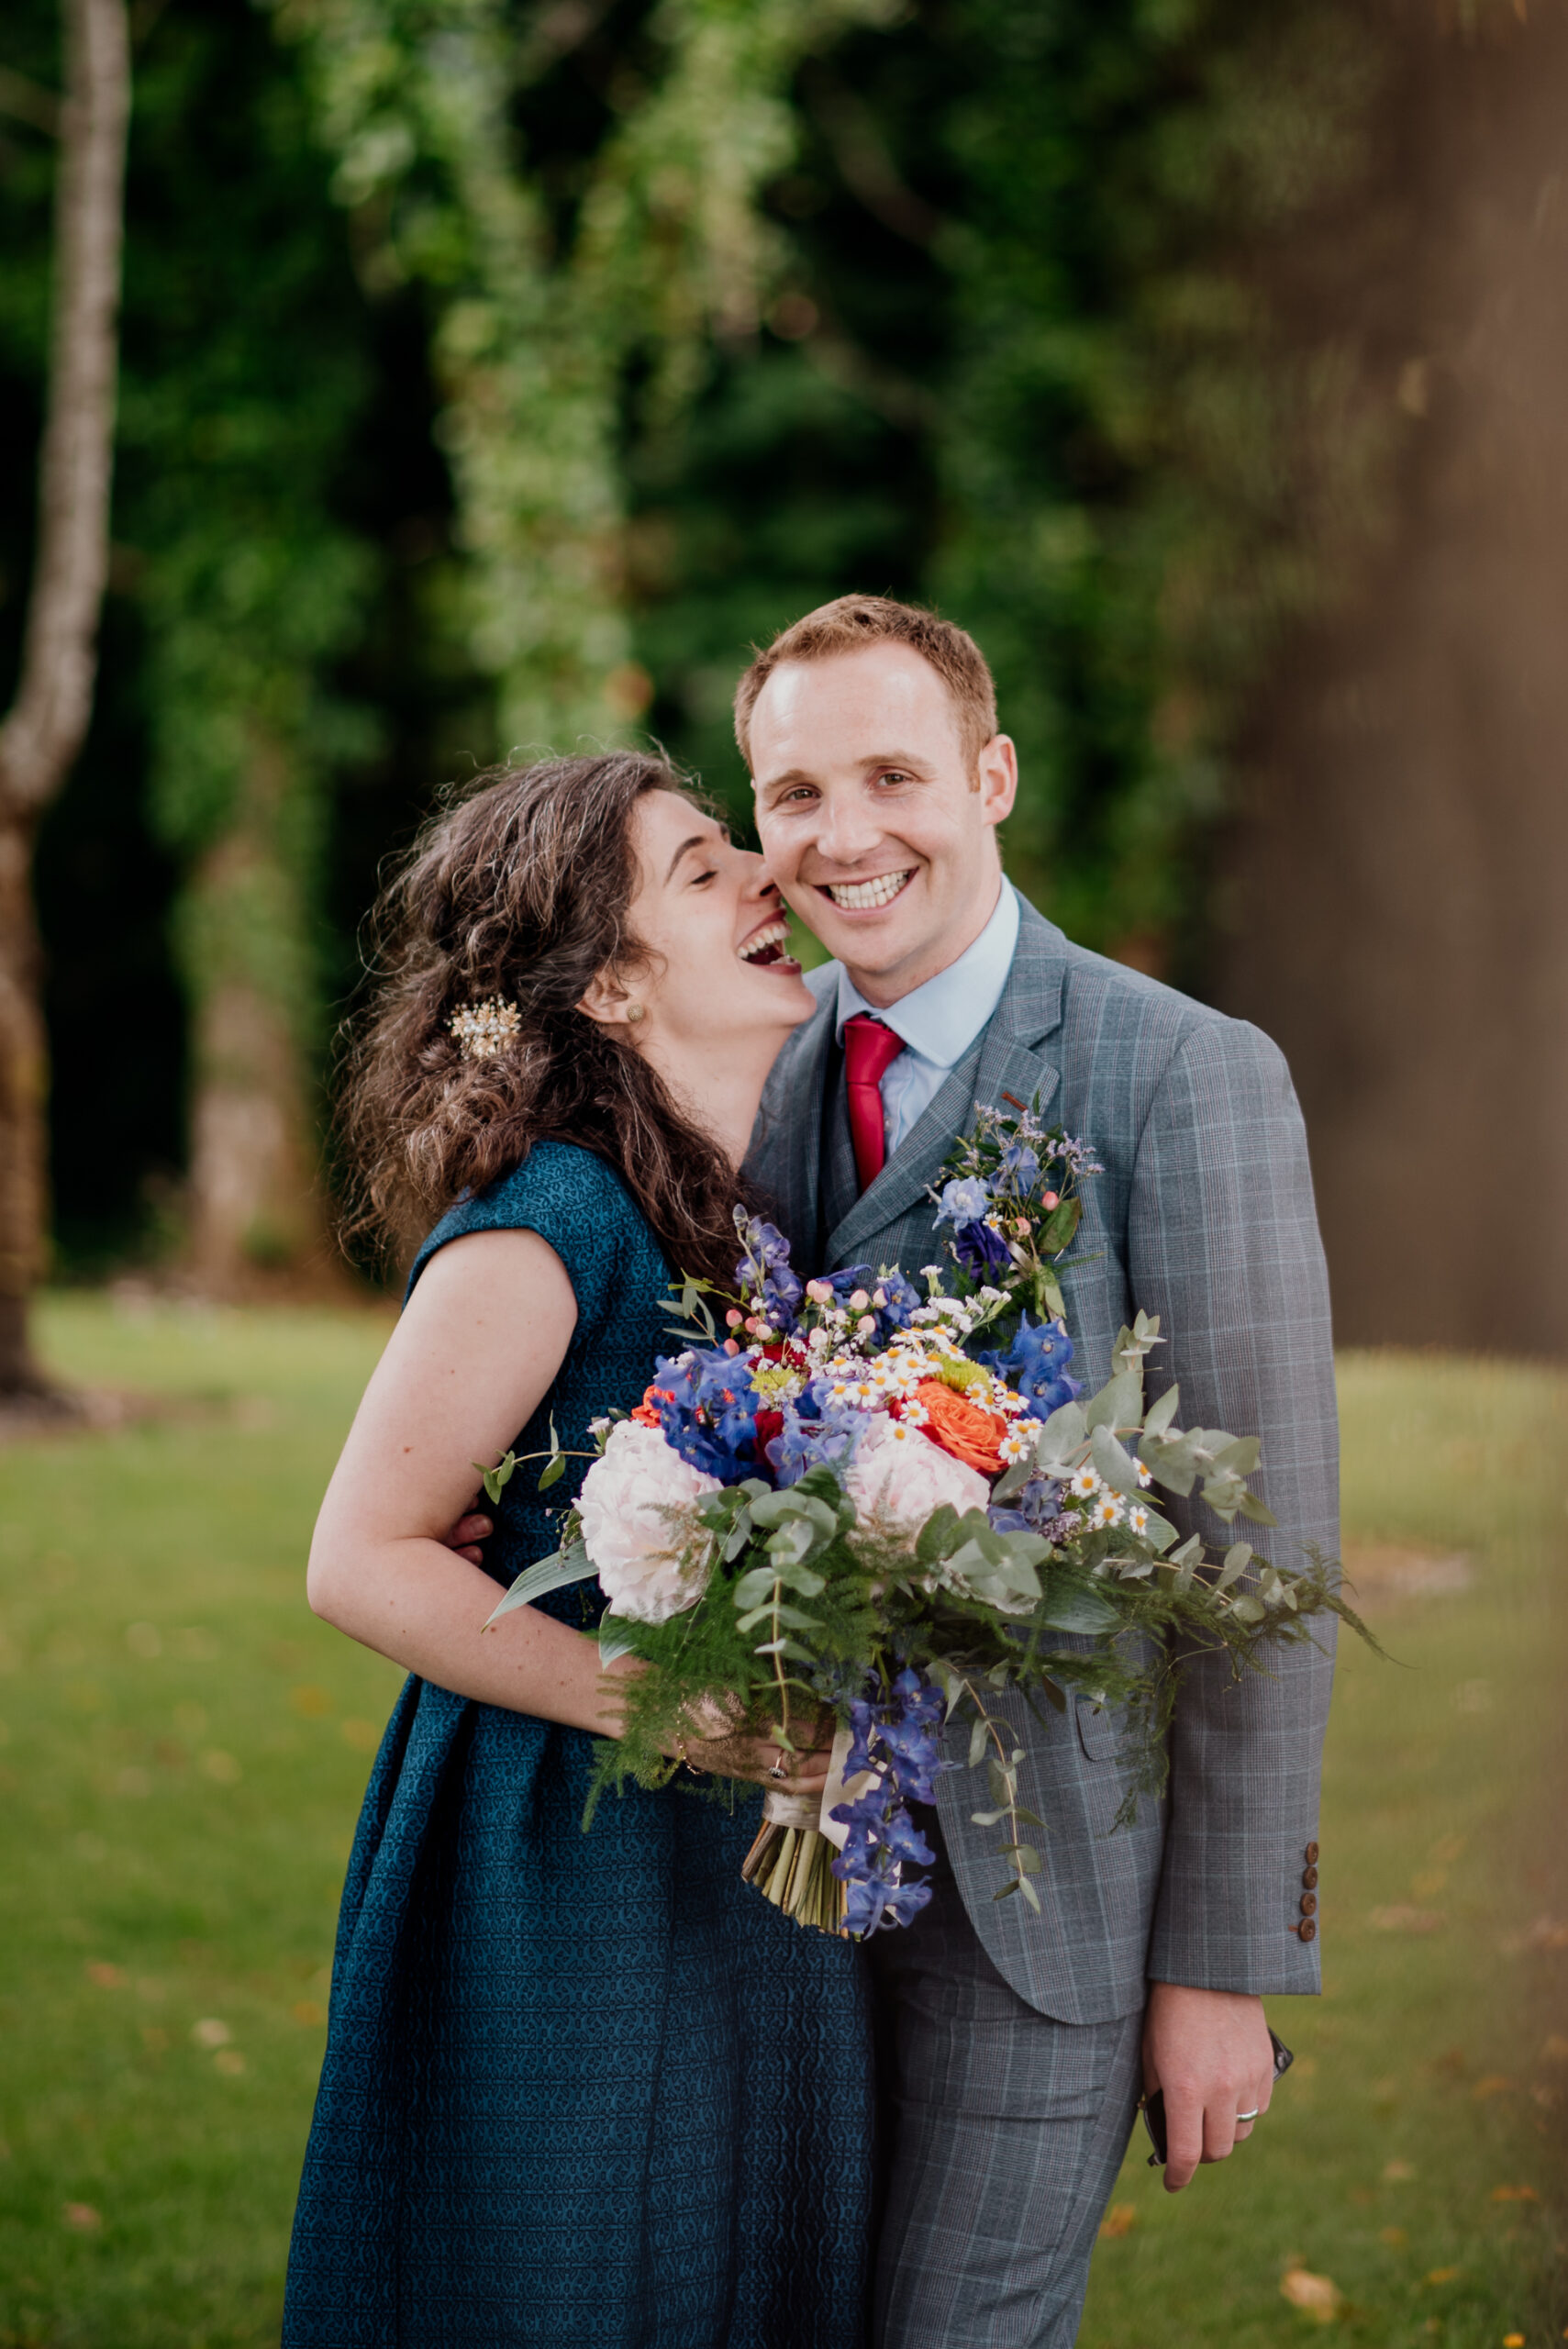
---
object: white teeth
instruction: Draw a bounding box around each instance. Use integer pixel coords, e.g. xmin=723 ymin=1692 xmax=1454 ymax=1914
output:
xmin=824 ymin=871 xmax=913 ymax=911
xmin=739 ymin=919 xmax=789 ymax=962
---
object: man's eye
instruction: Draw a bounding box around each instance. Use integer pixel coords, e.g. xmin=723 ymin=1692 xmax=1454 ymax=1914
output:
xmin=781 ymin=786 xmax=817 ymax=805
xmin=876 ymin=770 xmax=913 ymax=787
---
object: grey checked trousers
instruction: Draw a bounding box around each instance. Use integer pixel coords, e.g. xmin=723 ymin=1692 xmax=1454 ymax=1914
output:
xmin=866 ymin=1824 xmax=1144 ymax=2349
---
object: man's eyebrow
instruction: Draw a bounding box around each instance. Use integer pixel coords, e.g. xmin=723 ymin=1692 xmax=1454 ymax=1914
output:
xmin=664 ymin=830 xmax=720 ymax=882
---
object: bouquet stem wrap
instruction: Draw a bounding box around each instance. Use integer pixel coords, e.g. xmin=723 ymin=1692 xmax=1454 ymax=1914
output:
xmin=742 ymin=1792 xmax=849 ymax=1936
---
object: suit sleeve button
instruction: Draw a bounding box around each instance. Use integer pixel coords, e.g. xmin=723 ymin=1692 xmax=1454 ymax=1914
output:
xmin=1300 ymin=1892 xmax=1318 ymax=1916
xmin=1305 ymin=1841 xmax=1319 ymax=1865
xmin=1303 ymin=1865 xmax=1319 ymax=1889
xmin=1297 ymin=1917 xmax=1318 ymax=1942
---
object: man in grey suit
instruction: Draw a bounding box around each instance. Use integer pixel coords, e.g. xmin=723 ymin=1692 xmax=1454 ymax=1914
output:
xmin=738 ymin=596 xmax=1337 ymax=2349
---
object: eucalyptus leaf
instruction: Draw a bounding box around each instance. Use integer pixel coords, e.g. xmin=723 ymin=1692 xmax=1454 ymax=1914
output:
xmin=1216 ymin=1542 xmax=1253 ymax=1591
xmin=1142 ymin=1382 xmax=1181 ymax=1440
xmin=1018 ymin=1876 xmax=1042 ymax=1913
xmin=481 ymin=1540 xmax=595 ymax=1628
xmin=915 ymin=1503 xmax=962 ymax=1565
xmin=1034 ymin=1580 xmax=1121 ymax=1635
xmin=1090 ymin=1421 xmax=1143 ymax=1497
xmin=1084 ymin=1369 xmax=1142 ymax=1433
xmin=537 ymin=1451 xmax=566 ymax=1491
xmin=967 ymin=1716 xmax=990 ymax=1768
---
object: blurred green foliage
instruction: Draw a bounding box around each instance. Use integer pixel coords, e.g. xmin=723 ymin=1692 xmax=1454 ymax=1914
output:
xmin=2 ymin=0 xmax=1404 ymax=1260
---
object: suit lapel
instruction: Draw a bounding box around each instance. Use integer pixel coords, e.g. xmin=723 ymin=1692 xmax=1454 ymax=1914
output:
xmin=824 ymin=896 xmax=1071 ymax=1272
xmin=751 ymin=992 xmax=835 ymax=1258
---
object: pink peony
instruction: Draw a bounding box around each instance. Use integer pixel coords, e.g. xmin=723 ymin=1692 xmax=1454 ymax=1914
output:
xmin=841 ymin=1410 xmax=990 ymax=1532
xmin=577 ymin=1419 xmax=722 ymax=1621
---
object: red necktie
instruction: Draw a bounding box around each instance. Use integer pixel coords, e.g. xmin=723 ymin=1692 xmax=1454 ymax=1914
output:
xmin=843 ymin=1013 xmax=905 ymax=1194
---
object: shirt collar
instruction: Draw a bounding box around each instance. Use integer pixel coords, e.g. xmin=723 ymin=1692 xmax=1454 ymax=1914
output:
xmin=832 ymin=878 xmax=1019 ymax=1069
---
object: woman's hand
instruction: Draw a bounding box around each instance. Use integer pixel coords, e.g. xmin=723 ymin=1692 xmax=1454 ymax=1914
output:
xmin=683 ymin=1709 xmax=836 ymax=1797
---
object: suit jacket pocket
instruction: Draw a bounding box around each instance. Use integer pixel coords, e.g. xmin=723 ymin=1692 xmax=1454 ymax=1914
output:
xmin=1076 ymin=1698 xmax=1119 ymax=1763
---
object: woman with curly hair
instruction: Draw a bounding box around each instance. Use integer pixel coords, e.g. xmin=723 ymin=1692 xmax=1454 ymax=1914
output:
xmin=282 ymin=752 xmax=874 ymax=2349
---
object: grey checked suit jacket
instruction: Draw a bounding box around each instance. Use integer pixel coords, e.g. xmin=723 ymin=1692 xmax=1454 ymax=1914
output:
xmin=747 ymin=894 xmax=1338 ymax=2024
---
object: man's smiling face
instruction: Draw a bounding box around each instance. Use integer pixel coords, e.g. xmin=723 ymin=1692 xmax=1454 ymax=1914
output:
xmin=749 ymin=641 xmax=1018 ymax=1005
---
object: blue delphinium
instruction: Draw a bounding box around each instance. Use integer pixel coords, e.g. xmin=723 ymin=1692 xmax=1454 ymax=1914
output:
xmin=769 ymin=1401 xmax=862 ymax=1486
xmin=734 ymin=1216 xmax=803 ymax=1333
xmin=999 ymin=1141 xmax=1041 ymax=1193
xmin=988 ymin=1475 xmax=1066 ymax=1537
xmin=952 ymin=1218 xmax=1015 ymax=1279
xmin=979 ymin=1312 xmax=1081 ymax=1419
xmin=934 ymin=1175 xmax=991 ymax=1227
xmin=649 ymin=1346 xmax=770 ymax=1479
xmin=830 ymin=1668 xmax=951 ymax=1935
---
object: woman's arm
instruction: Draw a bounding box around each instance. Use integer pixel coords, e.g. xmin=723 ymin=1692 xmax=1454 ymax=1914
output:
xmin=307 ymin=1228 xmax=622 ymax=1726
xmin=307 ymin=1228 xmax=828 ymax=1786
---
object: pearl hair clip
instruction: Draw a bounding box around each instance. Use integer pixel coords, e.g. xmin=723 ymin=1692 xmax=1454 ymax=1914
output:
xmin=449 ymin=995 xmax=522 ymax=1061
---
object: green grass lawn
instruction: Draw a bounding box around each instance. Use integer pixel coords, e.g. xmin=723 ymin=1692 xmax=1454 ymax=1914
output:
xmin=1 ymin=1301 xmax=1564 ymax=2347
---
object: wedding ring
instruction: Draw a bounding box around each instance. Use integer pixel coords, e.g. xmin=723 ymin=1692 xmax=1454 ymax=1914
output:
xmin=768 ymin=1754 xmax=788 ymax=1781
xmin=1236 ymin=2109 xmax=1261 ymax=2123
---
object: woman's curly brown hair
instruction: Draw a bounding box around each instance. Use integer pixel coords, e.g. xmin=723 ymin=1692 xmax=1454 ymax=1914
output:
xmin=338 ymin=751 xmax=757 ymax=1286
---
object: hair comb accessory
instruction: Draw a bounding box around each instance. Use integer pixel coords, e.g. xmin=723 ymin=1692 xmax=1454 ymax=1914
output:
xmin=449 ymin=995 xmax=522 ymax=1061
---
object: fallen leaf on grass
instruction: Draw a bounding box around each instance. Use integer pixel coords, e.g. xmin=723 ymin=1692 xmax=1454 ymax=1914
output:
xmin=213 ymin=2048 xmax=246 ymax=2076
xmin=139 ymin=2025 xmax=167 ymax=2051
xmin=1503 ymin=2335 xmax=1525 ymax=2346
xmin=290 ymin=1685 xmax=331 ymax=1718
xmin=199 ymin=1749 xmax=240 ymax=1786
xmin=1370 ymin=1906 xmax=1446 ymax=1935
xmin=340 ymin=1719 xmax=379 ymax=1753
xmin=1542 ymin=2033 xmax=1568 ymax=2062
xmin=1383 ymin=2159 xmax=1417 ymax=2183
xmin=84 ymin=1962 xmax=126 ymax=1989
xmin=1281 ymin=2266 xmax=1342 ymax=2321
xmin=191 ymin=2018 xmax=231 ymax=2049
xmin=1097 ymin=2204 xmax=1136 ymax=2239
xmin=1379 ymin=2226 xmax=1407 ymax=2247
xmin=1424 ymin=2266 xmax=1461 ymax=2286
xmin=1489 ymin=2185 xmax=1539 ymax=2202
xmin=61 ymin=2203 xmax=101 ymax=2232
xmin=1472 ymin=2075 xmax=1514 ymax=2099
xmin=1505 ymin=1917 xmax=1568 ymax=1954
xmin=292 ymin=1999 xmax=327 ymax=2028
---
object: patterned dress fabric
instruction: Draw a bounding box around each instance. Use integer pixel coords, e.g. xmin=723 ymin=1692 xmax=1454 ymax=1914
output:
xmin=282 ymin=1141 xmax=875 ymax=2349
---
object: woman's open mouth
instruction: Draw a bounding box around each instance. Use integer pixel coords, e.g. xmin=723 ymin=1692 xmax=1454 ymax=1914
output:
xmin=738 ymin=918 xmax=799 ymax=970
xmin=817 ymin=870 xmax=914 ymax=912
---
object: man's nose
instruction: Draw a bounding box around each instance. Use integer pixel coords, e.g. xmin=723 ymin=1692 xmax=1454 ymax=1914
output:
xmin=812 ymin=793 xmax=884 ymax=870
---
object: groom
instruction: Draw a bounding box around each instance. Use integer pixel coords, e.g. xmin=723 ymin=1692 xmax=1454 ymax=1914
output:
xmin=739 ymin=596 xmax=1337 ymax=2349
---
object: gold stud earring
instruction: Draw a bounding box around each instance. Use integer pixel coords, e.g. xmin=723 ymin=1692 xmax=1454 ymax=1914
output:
xmin=625 ymin=1002 xmax=645 ymax=1025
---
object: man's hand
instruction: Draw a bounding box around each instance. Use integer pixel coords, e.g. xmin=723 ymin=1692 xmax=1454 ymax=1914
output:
xmin=1142 ymin=1983 xmax=1276 ymax=2193
xmin=441 ymin=1500 xmax=493 ymax=1568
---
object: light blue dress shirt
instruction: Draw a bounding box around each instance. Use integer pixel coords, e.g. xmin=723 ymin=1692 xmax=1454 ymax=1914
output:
xmin=832 ymin=878 xmax=1021 ymax=1157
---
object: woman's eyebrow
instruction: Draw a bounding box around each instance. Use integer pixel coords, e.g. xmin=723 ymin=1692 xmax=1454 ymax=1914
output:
xmin=664 ymin=831 xmax=719 ymax=882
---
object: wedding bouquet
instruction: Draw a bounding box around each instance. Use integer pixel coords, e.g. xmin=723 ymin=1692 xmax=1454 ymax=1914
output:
xmin=484 ymin=1099 xmax=1362 ymax=1939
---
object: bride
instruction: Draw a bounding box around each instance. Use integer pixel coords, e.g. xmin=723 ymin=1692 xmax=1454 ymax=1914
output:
xmin=282 ymin=752 xmax=874 ymax=2349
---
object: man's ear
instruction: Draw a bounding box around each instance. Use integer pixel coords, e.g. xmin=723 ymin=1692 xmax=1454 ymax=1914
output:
xmin=977 ymin=733 xmax=1018 ymax=827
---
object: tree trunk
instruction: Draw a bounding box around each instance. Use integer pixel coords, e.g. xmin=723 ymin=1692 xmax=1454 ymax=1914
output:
xmin=0 ymin=818 xmax=50 ymax=1394
xmin=0 ymin=0 xmax=128 ymax=1394
xmin=1215 ymin=7 xmax=1568 ymax=1357
xmin=180 ymin=731 xmax=330 ymax=1295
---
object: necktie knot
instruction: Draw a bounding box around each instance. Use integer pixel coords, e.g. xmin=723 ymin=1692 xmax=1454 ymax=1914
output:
xmin=843 ymin=1013 xmax=905 ymax=1193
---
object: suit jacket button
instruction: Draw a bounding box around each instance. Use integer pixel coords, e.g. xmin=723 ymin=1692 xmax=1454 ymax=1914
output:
xmin=1305 ymin=1841 xmax=1319 ymax=1865
xmin=1297 ymin=1917 xmax=1317 ymax=1942
xmin=1300 ymin=1892 xmax=1318 ymax=1916
xmin=1303 ymin=1865 xmax=1319 ymax=1889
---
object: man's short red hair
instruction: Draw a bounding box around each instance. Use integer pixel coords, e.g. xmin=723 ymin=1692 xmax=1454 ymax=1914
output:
xmin=733 ymin=594 xmax=998 ymax=772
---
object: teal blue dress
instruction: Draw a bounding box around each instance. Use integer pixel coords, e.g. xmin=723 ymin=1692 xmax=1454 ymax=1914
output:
xmin=283 ymin=1143 xmax=875 ymax=2348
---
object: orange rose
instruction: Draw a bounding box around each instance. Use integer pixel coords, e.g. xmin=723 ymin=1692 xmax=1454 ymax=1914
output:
xmin=629 ymin=1384 xmax=670 ymax=1428
xmin=910 ymin=1379 xmax=1008 ymax=1478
